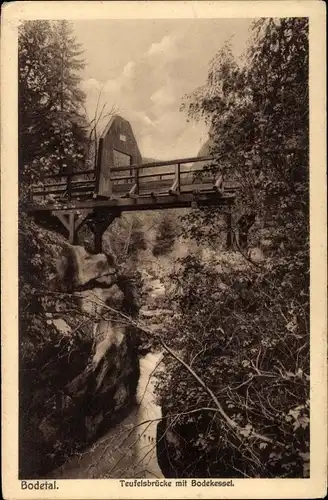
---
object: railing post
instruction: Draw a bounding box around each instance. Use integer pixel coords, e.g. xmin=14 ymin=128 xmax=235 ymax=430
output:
xmin=134 ymin=166 xmax=139 ymax=195
xmin=66 ymin=163 xmax=73 ymax=200
xmin=94 ymin=229 xmax=103 ymax=254
xmin=68 ymin=213 xmax=76 ymax=244
xmin=176 ymin=163 xmax=181 ymax=191
xmin=226 ymin=205 xmax=233 ymax=249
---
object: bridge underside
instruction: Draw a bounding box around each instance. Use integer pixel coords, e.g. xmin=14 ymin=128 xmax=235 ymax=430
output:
xmin=27 ymin=184 xmax=235 ymax=253
xmin=26 ymin=155 xmax=237 ymax=252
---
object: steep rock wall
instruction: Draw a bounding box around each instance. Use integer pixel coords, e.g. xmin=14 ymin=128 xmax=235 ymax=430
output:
xmin=19 ymin=219 xmax=140 ymax=478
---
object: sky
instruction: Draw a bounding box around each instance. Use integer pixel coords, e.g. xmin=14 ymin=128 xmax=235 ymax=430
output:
xmin=73 ymin=19 xmax=253 ymax=160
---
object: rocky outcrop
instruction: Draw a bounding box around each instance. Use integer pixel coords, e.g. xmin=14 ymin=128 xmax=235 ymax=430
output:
xmin=48 ymin=352 xmax=164 ymax=479
xmin=19 ymin=221 xmax=140 ymax=478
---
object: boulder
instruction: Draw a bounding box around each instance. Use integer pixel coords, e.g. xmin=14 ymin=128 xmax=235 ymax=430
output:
xmin=19 ymin=224 xmax=140 ymax=478
xmin=55 ymin=245 xmax=118 ymax=290
xmin=77 ymin=285 xmax=125 ymax=316
xmin=247 ymin=247 xmax=265 ymax=263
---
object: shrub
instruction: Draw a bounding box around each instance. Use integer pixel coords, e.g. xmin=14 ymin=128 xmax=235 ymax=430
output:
xmin=156 ymin=251 xmax=309 ymax=478
xmin=153 ymin=215 xmax=176 ymax=256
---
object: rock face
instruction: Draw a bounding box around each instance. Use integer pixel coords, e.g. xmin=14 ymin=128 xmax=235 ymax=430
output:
xmin=48 ymin=352 xmax=164 ymax=479
xmin=156 ymin=417 xmax=186 ymax=478
xmin=19 ymin=223 xmax=140 ymax=478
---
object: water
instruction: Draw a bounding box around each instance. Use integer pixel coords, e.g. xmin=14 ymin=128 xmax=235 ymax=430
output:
xmin=49 ymin=266 xmax=167 ymax=479
xmin=133 ymin=351 xmax=163 ymax=478
xmin=50 ymin=352 xmax=164 ymax=479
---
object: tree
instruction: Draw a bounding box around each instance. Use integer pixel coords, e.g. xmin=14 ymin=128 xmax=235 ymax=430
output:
xmin=152 ymin=215 xmax=177 ymax=257
xmin=155 ymin=18 xmax=310 ymax=478
xmin=181 ymin=18 xmax=309 ymax=253
xmin=18 ymin=21 xmax=88 ymax=190
xmin=19 ymin=21 xmax=54 ymax=176
xmin=127 ymin=217 xmax=147 ymax=257
xmin=51 ymin=21 xmax=86 ymax=114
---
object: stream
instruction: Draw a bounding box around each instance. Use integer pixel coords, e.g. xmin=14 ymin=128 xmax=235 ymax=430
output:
xmin=49 ymin=271 xmax=167 ymax=479
xmin=50 ymin=351 xmax=164 ymax=479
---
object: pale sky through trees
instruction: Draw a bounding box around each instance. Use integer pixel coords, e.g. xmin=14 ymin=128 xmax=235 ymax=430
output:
xmin=73 ymin=19 xmax=253 ymax=160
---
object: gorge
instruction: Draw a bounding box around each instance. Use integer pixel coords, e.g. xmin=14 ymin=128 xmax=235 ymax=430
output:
xmin=20 ymin=216 xmax=169 ymax=479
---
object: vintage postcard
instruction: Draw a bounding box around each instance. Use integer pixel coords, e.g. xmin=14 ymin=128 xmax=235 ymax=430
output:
xmin=1 ymin=1 xmax=327 ymax=499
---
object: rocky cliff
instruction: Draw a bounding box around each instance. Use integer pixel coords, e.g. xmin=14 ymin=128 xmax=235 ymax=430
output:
xmin=19 ymin=217 xmax=140 ymax=478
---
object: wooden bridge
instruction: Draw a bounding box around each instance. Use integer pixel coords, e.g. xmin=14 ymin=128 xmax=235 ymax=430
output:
xmin=26 ymin=115 xmax=238 ymax=252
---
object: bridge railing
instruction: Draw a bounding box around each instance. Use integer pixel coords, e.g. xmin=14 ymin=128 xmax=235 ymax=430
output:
xmin=108 ymin=155 xmax=217 ymax=197
xmin=28 ymin=169 xmax=97 ymax=201
xmin=28 ymin=155 xmax=225 ymax=202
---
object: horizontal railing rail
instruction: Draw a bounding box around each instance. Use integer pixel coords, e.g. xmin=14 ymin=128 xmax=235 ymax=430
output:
xmin=34 ymin=180 xmax=96 ymax=189
xmin=40 ymin=155 xmax=214 ymax=181
xmin=43 ymin=169 xmax=96 ymax=179
xmin=107 ymin=155 xmax=215 ymax=174
xmin=29 ymin=155 xmax=231 ymax=203
xmin=109 ymin=167 xmax=221 ymax=183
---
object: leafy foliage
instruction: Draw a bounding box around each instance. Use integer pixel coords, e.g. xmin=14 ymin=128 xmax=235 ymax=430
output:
xmin=157 ymin=252 xmax=309 ymax=478
xmin=127 ymin=218 xmax=148 ymax=257
xmin=19 ymin=20 xmax=88 ymax=190
xmin=153 ymin=215 xmax=177 ymax=256
xmin=157 ymin=18 xmax=309 ymax=478
xmin=181 ymin=18 xmax=308 ymax=250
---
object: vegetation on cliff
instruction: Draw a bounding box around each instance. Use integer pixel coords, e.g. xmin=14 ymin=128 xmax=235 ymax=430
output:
xmin=19 ymin=216 xmax=141 ymax=478
xmin=18 ymin=22 xmax=142 ymax=478
xmin=18 ymin=17 xmax=310 ymax=480
xmin=156 ymin=18 xmax=309 ymax=478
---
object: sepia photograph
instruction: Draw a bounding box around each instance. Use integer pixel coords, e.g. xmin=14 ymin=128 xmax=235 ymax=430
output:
xmin=1 ymin=1 xmax=326 ymax=499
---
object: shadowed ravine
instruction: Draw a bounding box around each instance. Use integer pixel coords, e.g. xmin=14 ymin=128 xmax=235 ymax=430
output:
xmin=48 ymin=350 xmax=164 ymax=479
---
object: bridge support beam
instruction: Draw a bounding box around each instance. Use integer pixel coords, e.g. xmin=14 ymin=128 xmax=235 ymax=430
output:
xmin=94 ymin=230 xmax=103 ymax=254
xmin=87 ymin=211 xmax=119 ymax=254
xmin=52 ymin=210 xmax=92 ymax=245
